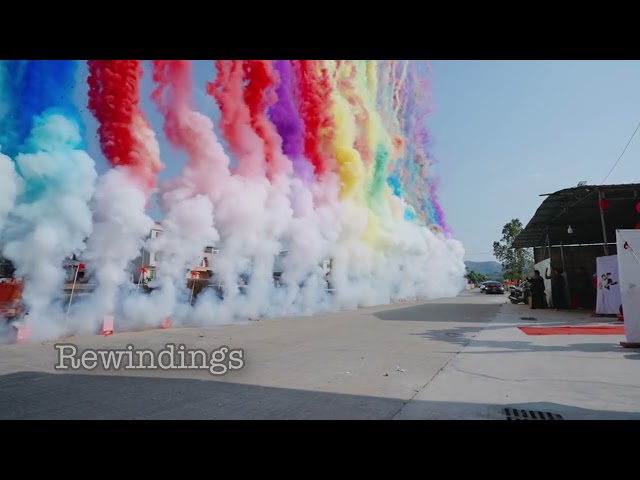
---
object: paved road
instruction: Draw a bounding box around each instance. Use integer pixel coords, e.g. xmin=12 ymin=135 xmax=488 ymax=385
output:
xmin=0 ymin=290 xmax=505 ymax=419
xmin=395 ymin=297 xmax=640 ymax=420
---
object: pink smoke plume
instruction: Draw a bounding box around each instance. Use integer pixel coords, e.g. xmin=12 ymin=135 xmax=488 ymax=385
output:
xmin=152 ymin=60 xmax=230 ymax=185
xmin=206 ymin=60 xmax=265 ymax=179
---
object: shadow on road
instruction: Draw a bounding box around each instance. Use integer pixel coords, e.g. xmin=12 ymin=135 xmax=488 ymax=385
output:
xmin=1 ymin=371 xmax=638 ymax=420
xmin=373 ymin=302 xmax=501 ymax=323
xmin=413 ymin=323 xmax=639 ymax=356
xmin=411 ymin=325 xmax=485 ymax=348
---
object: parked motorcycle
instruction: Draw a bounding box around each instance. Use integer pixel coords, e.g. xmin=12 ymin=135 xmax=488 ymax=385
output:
xmin=509 ymin=280 xmax=531 ymax=305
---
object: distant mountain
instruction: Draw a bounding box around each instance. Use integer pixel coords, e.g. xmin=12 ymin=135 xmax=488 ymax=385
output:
xmin=464 ymin=261 xmax=502 ymax=276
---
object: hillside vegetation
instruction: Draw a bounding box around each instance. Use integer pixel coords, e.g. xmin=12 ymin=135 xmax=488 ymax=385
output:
xmin=465 ymin=260 xmax=503 ymax=282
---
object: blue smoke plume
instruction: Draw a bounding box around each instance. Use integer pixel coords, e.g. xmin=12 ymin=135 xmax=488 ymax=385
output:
xmin=0 ymin=60 xmax=83 ymax=158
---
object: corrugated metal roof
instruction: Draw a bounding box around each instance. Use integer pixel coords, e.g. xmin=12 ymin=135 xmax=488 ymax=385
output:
xmin=512 ymin=183 xmax=640 ymax=248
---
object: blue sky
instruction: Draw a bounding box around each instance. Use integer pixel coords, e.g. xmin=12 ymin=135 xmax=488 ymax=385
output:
xmin=75 ymin=61 xmax=640 ymax=263
xmin=428 ymin=60 xmax=640 ymax=262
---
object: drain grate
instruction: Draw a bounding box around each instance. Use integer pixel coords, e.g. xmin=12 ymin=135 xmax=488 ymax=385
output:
xmin=504 ymin=407 xmax=564 ymax=420
xmin=520 ymin=317 xmax=537 ymax=321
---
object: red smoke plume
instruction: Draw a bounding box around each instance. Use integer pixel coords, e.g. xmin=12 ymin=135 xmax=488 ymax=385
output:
xmin=293 ymin=60 xmax=336 ymax=177
xmin=242 ymin=60 xmax=290 ymax=179
xmin=206 ymin=60 xmax=248 ymax=162
xmin=87 ymin=60 xmax=162 ymax=190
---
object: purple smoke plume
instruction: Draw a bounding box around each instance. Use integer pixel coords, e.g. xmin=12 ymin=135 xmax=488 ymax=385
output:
xmin=269 ymin=60 xmax=314 ymax=182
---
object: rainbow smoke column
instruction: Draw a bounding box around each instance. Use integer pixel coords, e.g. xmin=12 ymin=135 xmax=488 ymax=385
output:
xmin=0 ymin=60 xmax=466 ymax=340
xmin=385 ymin=61 xmax=448 ymax=231
xmin=0 ymin=60 xmax=97 ymax=339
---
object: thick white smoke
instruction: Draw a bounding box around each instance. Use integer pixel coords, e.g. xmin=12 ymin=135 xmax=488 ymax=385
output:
xmin=261 ymin=173 xmax=342 ymax=316
xmin=75 ymin=166 xmax=155 ymax=333
xmin=324 ymin=205 xmax=465 ymax=310
xmin=202 ymin=173 xmax=293 ymax=321
xmin=119 ymin=93 xmax=224 ymax=329
xmin=70 ymin=106 xmax=164 ymax=334
xmin=1 ymin=113 xmax=97 ymax=340
xmin=139 ymin=171 xmax=300 ymax=329
xmin=0 ymin=150 xmax=20 ymax=231
xmin=154 ymin=112 xmax=297 ymax=325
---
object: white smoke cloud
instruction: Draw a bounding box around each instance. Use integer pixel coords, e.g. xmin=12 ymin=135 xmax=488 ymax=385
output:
xmin=123 ymin=192 xmax=218 ymax=328
xmin=76 ymin=166 xmax=155 ymax=333
xmin=69 ymin=106 xmax=165 ymax=335
xmin=205 ymin=173 xmax=292 ymax=320
xmin=269 ymin=175 xmax=342 ymax=315
xmin=1 ymin=112 xmax=97 ymax=341
xmin=0 ymin=150 xmax=20 ymax=231
xmin=118 ymin=100 xmax=225 ymax=329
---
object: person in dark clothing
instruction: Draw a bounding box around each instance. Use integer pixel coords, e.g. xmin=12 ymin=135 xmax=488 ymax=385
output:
xmin=529 ymin=270 xmax=546 ymax=309
xmin=575 ymin=266 xmax=593 ymax=310
xmin=545 ymin=266 xmax=568 ymax=310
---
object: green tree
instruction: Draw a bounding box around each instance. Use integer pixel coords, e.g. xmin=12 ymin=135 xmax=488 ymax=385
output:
xmin=493 ymin=219 xmax=533 ymax=281
xmin=466 ymin=270 xmax=486 ymax=285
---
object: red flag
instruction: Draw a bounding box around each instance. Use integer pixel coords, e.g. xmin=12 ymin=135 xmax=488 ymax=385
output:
xmin=141 ymin=267 xmax=148 ymax=273
xmin=78 ymin=263 xmax=85 ymax=269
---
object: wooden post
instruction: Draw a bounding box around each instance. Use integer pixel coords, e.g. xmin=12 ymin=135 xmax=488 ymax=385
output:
xmin=598 ymin=189 xmax=610 ymax=256
xmin=65 ymin=263 xmax=83 ymax=329
xmin=189 ymin=271 xmax=199 ymax=305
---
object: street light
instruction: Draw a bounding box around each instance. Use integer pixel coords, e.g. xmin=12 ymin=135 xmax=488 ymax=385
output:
xmin=567 ymin=225 xmax=573 ymax=234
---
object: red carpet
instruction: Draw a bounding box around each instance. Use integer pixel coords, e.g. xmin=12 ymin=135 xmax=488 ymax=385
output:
xmin=519 ymin=325 xmax=626 ymax=336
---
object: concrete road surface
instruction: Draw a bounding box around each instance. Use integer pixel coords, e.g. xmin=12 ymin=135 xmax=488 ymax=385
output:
xmin=0 ymin=290 xmax=503 ymax=419
xmin=1 ymin=289 xmax=638 ymax=419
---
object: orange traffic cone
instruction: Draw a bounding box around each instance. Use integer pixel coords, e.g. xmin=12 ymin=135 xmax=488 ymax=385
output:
xmin=161 ymin=318 xmax=171 ymax=329
xmin=102 ymin=316 xmax=114 ymax=336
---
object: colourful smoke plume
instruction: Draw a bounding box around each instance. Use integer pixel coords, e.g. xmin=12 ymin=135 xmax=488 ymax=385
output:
xmin=0 ymin=60 xmax=464 ymax=343
xmin=242 ymin=60 xmax=291 ymax=180
xmin=293 ymin=60 xmax=336 ymax=178
xmin=134 ymin=59 xmax=223 ymax=326
xmin=269 ymin=60 xmax=313 ymax=182
xmin=79 ymin=60 xmax=164 ymax=328
xmin=87 ymin=60 xmax=163 ymax=191
xmin=0 ymin=60 xmax=97 ymax=339
xmin=206 ymin=60 xmax=266 ymax=178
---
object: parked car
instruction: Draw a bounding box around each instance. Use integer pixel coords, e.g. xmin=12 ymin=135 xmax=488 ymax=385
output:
xmin=509 ymin=280 xmax=531 ymax=304
xmin=479 ymin=281 xmax=491 ymax=291
xmin=484 ymin=281 xmax=505 ymax=294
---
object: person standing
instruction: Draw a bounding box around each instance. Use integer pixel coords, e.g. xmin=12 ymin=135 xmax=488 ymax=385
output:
xmin=574 ymin=266 xmax=593 ymax=310
xmin=529 ymin=270 xmax=546 ymax=309
xmin=545 ymin=266 xmax=568 ymax=310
